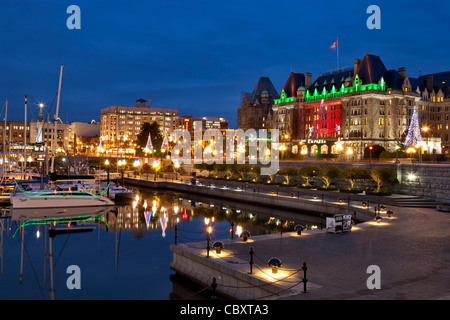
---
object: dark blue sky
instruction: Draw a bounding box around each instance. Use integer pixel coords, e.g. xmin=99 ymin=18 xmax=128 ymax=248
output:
xmin=0 ymin=0 xmax=448 ymax=128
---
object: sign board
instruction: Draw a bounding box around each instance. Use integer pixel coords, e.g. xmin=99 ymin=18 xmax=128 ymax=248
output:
xmin=326 ymin=214 xmax=352 ymax=233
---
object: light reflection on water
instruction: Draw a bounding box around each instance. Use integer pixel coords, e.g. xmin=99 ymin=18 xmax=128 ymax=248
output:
xmin=0 ymin=187 xmax=325 ymax=300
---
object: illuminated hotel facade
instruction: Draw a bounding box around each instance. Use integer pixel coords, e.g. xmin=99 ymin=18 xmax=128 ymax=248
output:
xmin=266 ymin=53 xmax=449 ymax=159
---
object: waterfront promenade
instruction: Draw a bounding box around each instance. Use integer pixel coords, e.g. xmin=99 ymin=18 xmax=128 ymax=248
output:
xmin=125 ymin=176 xmax=450 ymax=300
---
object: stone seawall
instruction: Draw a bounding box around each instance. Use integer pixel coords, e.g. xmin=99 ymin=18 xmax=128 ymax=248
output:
xmin=394 ymin=163 xmax=450 ymax=202
xmin=123 ymin=178 xmax=375 ymax=222
xmin=181 ymin=161 xmax=450 ymax=203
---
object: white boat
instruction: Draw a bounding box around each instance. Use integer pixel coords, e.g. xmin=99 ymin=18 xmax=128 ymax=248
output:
xmin=11 ymin=189 xmax=114 ymax=209
xmin=11 ymin=205 xmax=111 ymax=220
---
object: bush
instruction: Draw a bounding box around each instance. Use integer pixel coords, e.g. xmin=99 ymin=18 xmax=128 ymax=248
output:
xmin=339 ymin=187 xmax=363 ymax=194
xmin=370 ymin=167 xmax=397 ymax=192
xmin=318 ymin=165 xmax=342 ymax=188
xmin=278 ymin=167 xmax=300 ymax=185
xmin=299 ymin=165 xmax=320 ymax=186
xmin=318 ymin=185 xmax=339 ymax=191
xmin=343 ymin=167 xmax=370 ymax=189
xmin=366 ymin=187 xmax=392 ymax=196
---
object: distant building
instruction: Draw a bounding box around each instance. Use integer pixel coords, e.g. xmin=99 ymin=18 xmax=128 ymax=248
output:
xmin=177 ymin=116 xmax=228 ymax=132
xmin=237 ymin=77 xmax=278 ymax=131
xmin=415 ymin=71 xmax=450 ymax=154
xmin=100 ymin=99 xmax=178 ymax=156
xmin=0 ymin=120 xmax=69 ymax=167
xmin=70 ymin=121 xmax=101 ymax=155
xmin=271 ymin=71 xmax=311 ymax=151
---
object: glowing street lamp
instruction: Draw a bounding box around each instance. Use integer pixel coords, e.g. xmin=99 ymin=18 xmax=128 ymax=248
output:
xmin=152 ymin=160 xmax=160 ymax=181
xmin=105 ymin=159 xmax=110 ymax=198
xmin=268 ymin=257 xmax=282 ymax=274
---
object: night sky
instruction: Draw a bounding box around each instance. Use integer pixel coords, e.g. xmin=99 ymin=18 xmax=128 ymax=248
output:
xmin=0 ymin=0 xmax=448 ymax=128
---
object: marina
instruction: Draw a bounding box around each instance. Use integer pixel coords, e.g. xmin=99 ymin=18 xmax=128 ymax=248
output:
xmin=0 ymin=185 xmax=335 ymax=300
xmin=1 ymin=1 xmax=449 ymax=305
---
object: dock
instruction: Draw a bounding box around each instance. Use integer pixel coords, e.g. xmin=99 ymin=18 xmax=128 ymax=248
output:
xmin=170 ymin=204 xmax=450 ymax=300
xmin=124 ymin=176 xmax=450 ymax=300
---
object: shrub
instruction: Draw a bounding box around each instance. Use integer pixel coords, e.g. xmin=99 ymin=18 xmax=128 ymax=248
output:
xmin=278 ymin=167 xmax=300 ymax=185
xmin=318 ymin=165 xmax=342 ymax=188
xmin=298 ymin=165 xmax=320 ymax=186
xmin=369 ymin=167 xmax=397 ymax=193
xmin=343 ymin=167 xmax=370 ymax=189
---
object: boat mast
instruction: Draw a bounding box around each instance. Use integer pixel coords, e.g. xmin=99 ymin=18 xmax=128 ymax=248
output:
xmin=2 ymin=100 xmax=7 ymax=176
xmin=50 ymin=65 xmax=64 ymax=174
xmin=22 ymin=95 xmax=27 ymax=179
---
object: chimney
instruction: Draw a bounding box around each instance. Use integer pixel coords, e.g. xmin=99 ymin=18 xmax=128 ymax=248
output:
xmin=354 ymin=59 xmax=361 ymax=75
xmin=305 ymin=73 xmax=312 ymax=88
xmin=426 ymin=74 xmax=434 ymax=92
xmin=398 ymin=67 xmax=406 ymax=78
xmin=148 ymin=98 xmax=151 ymax=107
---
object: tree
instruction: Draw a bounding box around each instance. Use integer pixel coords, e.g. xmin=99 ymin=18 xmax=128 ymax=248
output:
xmin=318 ymin=165 xmax=342 ymax=188
xmin=141 ymin=163 xmax=151 ymax=173
xmin=343 ymin=167 xmax=370 ymax=189
xmin=233 ymin=164 xmax=251 ymax=180
xmin=404 ymin=105 xmax=423 ymax=147
xmin=135 ymin=121 xmax=163 ymax=156
xmin=278 ymin=167 xmax=300 ymax=185
xmin=370 ymin=167 xmax=397 ymax=192
xmin=299 ymin=165 xmax=320 ymax=186
xmin=215 ymin=163 xmax=231 ymax=178
xmin=249 ymin=165 xmax=261 ymax=182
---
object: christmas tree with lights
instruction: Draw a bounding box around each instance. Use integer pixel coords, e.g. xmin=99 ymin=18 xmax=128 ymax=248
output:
xmin=144 ymin=133 xmax=153 ymax=154
xmin=404 ymin=105 xmax=422 ymax=147
xmin=161 ymin=132 xmax=169 ymax=152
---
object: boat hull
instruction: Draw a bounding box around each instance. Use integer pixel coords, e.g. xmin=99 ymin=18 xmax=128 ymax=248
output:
xmin=11 ymin=195 xmax=114 ymax=209
xmin=11 ymin=206 xmax=111 ymax=220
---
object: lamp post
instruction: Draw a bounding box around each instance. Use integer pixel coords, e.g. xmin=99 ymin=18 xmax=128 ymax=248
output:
xmin=368 ymin=145 xmax=373 ymax=168
xmin=105 ymin=159 xmax=110 ymax=198
xmin=118 ymin=159 xmax=125 ymax=186
xmin=173 ymin=161 xmax=180 ymax=180
xmin=133 ymin=159 xmax=140 ymax=178
xmin=280 ymin=144 xmax=286 ymax=159
xmin=422 ymin=126 xmax=429 ymax=162
xmin=152 ymin=160 xmax=160 ymax=181
xmin=395 ymin=145 xmax=400 ymax=164
xmin=407 ymin=147 xmax=416 ymax=170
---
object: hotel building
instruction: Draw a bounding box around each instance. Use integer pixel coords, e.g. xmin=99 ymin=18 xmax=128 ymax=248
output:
xmin=266 ymin=53 xmax=449 ymax=159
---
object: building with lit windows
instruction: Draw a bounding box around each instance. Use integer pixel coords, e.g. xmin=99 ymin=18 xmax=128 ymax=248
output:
xmin=268 ymin=53 xmax=448 ymax=159
xmin=100 ymin=99 xmax=178 ymax=156
xmin=237 ymin=77 xmax=278 ymax=131
xmin=0 ymin=120 xmax=69 ymax=167
xmin=177 ymin=116 xmax=228 ymax=132
xmin=415 ymin=72 xmax=450 ymax=154
xmin=271 ymin=71 xmax=310 ymax=152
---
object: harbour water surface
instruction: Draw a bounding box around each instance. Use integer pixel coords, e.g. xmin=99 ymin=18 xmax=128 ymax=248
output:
xmin=0 ymin=186 xmax=328 ymax=300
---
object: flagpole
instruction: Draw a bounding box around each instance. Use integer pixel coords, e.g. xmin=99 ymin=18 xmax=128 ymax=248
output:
xmin=337 ymin=37 xmax=339 ymax=71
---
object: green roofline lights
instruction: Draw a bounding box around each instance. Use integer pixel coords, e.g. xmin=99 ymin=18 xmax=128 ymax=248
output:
xmin=303 ymin=75 xmax=386 ymax=102
xmin=13 ymin=214 xmax=109 ymax=238
xmin=273 ymin=89 xmax=294 ymax=105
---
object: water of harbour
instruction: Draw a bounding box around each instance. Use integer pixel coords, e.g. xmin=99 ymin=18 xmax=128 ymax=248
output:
xmin=0 ymin=187 xmax=327 ymax=300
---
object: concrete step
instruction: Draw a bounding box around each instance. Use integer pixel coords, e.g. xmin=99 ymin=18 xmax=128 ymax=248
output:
xmin=391 ymin=197 xmax=437 ymax=207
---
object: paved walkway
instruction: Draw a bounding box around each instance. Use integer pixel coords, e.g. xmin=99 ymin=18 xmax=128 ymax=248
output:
xmin=207 ymin=202 xmax=450 ymax=300
xmin=128 ymin=175 xmax=449 ymax=299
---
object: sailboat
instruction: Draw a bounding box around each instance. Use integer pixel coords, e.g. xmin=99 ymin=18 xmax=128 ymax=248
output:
xmin=10 ymin=66 xmax=113 ymax=210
